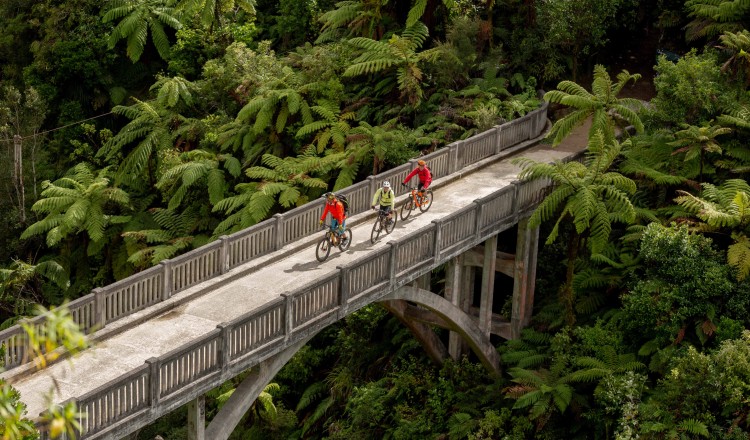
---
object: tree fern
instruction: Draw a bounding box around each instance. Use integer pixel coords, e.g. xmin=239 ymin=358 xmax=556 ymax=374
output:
xmin=685 ymin=0 xmax=750 ymax=42
xmin=675 ymin=179 xmax=750 ymax=279
xmin=103 ymin=0 xmax=182 ymax=62
xmin=344 ymin=21 xmax=436 ymax=106
xmin=545 ymin=65 xmax=643 ymax=146
xmin=21 ymin=164 xmax=131 ymax=254
xmin=513 ymin=131 xmax=636 ymax=325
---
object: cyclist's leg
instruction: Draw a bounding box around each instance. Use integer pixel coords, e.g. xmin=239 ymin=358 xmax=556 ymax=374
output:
xmin=331 ymin=218 xmax=340 ymax=235
xmin=417 ymin=182 xmax=425 ymax=197
xmin=383 ymin=205 xmax=393 ymax=222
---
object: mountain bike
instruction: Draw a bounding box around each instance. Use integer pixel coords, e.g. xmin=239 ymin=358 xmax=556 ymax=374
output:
xmin=316 ymin=223 xmax=352 ymax=262
xmin=370 ymin=207 xmax=397 ymax=244
xmin=400 ymin=186 xmax=433 ymax=220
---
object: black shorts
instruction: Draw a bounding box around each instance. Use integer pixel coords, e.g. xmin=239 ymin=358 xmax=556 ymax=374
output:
xmin=380 ymin=205 xmax=392 ymax=214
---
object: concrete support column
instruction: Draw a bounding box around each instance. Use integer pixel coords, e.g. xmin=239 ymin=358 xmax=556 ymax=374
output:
xmin=479 ymin=235 xmax=497 ymax=339
xmin=414 ymin=272 xmax=431 ymax=290
xmin=187 ymin=394 xmax=205 ymax=440
xmin=511 ymin=219 xmax=540 ymax=338
xmin=444 ymin=257 xmax=468 ymax=360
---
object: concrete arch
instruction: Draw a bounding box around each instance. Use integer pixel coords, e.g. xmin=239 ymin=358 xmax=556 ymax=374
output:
xmin=205 ymin=336 xmax=314 ymax=440
xmin=381 ymin=285 xmax=501 ymax=375
xmin=205 ymin=286 xmax=501 ymax=439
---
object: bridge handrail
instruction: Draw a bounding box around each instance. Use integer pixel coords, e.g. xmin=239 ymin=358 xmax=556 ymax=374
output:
xmin=7 ymin=99 xmax=549 ymax=374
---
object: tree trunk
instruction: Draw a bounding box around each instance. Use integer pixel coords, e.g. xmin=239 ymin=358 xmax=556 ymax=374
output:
xmin=561 ymin=232 xmax=581 ymax=327
xmin=13 ymin=134 xmax=25 ymax=223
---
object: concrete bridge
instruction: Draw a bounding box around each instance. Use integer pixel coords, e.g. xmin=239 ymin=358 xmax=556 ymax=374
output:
xmin=0 ymin=102 xmax=585 ymax=439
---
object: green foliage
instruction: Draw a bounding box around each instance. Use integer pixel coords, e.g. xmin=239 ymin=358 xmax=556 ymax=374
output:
xmin=21 ymin=163 xmax=131 ymax=252
xmin=344 ymin=21 xmax=440 ymax=106
xmin=685 ymin=0 xmax=750 ymax=42
xmin=536 ymin=0 xmax=631 ymax=80
xmin=150 ymin=75 xmax=196 ymax=108
xmin=212 ymin=153 xmax=329 ymax=235
xmin=317 ymin=0 xmax=391 ymax=43
xmin=669 ymin=121 xmax=731 ymax=184
xmin=675 ymin=179 xmax=750 ymax=280
xmin=98 ymin=99 xmax=179 ymax=189
xmin=516 ymin=132 xmax=636 ymax=253
xmin=544 ymin=65 xmax=644 ymax=146
xmin=647 ymin=50 xmax=737 ymax=127
xmin=103 ymin=0 xmax=183 ymax=62
xmin=178 ymin=0 xmax=255 ymax=29
xmin=621 ymin=223 xmax=736 ymax=348
xmin=0 ymin=259 xmax=68 ymax=316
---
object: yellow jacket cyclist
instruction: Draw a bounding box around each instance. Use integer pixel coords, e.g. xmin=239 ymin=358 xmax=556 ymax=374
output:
xmin=371 ymin=180 xmax=395 ymax=223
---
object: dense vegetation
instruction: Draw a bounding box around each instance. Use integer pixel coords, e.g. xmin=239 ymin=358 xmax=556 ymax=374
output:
xmin=1 ymin=0 xmax=750 ymax=438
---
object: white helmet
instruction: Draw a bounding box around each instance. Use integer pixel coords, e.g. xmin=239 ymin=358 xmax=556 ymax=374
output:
xmin=382 ymin=180 xmax=391 ymax=188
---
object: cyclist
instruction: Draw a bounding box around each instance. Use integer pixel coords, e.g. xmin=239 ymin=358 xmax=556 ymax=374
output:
xmin=402 ymin=159 xmax=432 ymax=195
xmin=371 ymin=180 xmax=395 ymax=224
xmin=319 ymin=192 xmax=347 ymax=245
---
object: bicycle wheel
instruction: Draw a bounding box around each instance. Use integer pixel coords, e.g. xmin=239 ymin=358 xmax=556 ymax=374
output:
xmin=401 ymin=200 xmax=413 ymax=220
xmin=385 ymin=212 xmax=397 ymax=233
xmin=315 ymin=236 xmax=331 ymax=262
xmin=339 ymin=228 xmax=353 ymax=251
xmin=370 ymin=218 xmax=383 ymax=244
xmin=419 ymin=190 xmax=434 ymax=212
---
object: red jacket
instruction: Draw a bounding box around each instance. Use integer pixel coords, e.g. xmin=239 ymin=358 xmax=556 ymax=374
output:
xmin=403 ymin=166 xmax=432 ymax=188
xmin=321 ymin=200 xmax=345 ymax=223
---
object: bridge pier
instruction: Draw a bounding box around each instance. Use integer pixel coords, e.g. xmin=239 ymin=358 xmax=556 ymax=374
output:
xmin=511 ymin=218 xmax=539 ymax=338
xmin=444 ymin=256 xmax=469 ymax=360
xmin=187 ymin=395 xmax=205 ymax=440
xmin=479 ymin=235 xmax=498 ymax=339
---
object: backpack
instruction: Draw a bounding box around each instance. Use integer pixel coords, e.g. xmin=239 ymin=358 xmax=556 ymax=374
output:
xmin=335 ymin=193 xmax=349 ymax=215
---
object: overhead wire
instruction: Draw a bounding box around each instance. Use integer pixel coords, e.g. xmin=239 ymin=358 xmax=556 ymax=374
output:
xmin=0 ymin=111 xmax=115 ymax=143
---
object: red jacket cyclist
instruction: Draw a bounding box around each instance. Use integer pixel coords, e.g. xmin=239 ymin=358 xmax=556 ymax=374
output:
xmin=402 ymin=159 xmax=432 ymax=192
xmin=319 ymin=192 xmax=346 ymax=237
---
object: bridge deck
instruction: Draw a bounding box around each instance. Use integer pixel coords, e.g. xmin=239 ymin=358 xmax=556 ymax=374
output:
xmin=9 ymin=142 xmax=580 ymax=421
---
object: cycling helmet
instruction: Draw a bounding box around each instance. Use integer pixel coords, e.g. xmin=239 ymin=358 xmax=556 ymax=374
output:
xmin=382 ymin=180 xmax=391 ymax=188
xmin=325 ymin=192 xmax=335 ymax=200
xmin=417 ymin=159 xmax=426 ymax=166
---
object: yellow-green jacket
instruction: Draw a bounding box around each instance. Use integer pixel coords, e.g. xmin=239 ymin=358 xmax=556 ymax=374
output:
xmin=372 ymin=188 xmax=395 ymax=207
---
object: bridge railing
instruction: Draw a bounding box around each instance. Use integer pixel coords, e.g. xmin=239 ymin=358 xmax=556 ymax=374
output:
xmin=10 ymin=99 xmax=549 ymax=374
xmin=50 ymin=172 xmax=561 ymax=438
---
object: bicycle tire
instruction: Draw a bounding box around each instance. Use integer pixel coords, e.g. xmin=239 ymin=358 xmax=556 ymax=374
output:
xmin=370 ymin=218 xmax=382 ymax=244
xmin=419 ymin=190 xmax=434 ymax=213
xmin=385 ymin=213 xmax=396 ymax=233
xmin=339 ymin=228 xmax=353 ymax=251
xmin=315 ymin=236 xmax=331 ymax=262
xmin=401 ymin=200 xmax=413 ymax=220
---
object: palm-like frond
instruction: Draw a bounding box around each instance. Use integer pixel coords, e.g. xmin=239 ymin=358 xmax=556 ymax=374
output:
xmin=21 ymin=164 xmax=130 ymax=248
xmin=544 ymin=65 xmax=643 ymax=146
xmin=103 ymin=0 xmax=182 ymax=62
